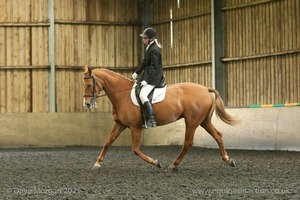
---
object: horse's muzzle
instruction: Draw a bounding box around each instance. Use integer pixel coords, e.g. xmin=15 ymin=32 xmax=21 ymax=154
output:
xmin=83 ymin=97 xmax=97 ymax=109
xmin=85 ymin=103 xmax=91 ymax=109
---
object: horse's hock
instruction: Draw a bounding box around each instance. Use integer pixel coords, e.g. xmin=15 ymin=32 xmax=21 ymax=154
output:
xmin=0 ymin=107 xmax=299 ymax=151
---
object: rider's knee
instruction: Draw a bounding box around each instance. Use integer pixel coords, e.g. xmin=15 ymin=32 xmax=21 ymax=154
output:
xmin=139 ymin=94 xmax=148 ymax=104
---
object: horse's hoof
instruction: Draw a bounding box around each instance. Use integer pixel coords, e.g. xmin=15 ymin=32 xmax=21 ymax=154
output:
xmin=229 ymin=159 xmax=236 ymax=167
xmin=154 ymin=159 xmax=162 ymax=168
xmin=168 ymin=165 xmax=179 ymax=172
xmin=92 ymin=162 xmax=101 ymax=170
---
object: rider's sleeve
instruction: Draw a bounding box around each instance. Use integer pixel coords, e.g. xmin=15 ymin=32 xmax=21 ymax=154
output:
xmin=135 ymin=58 xmax=146 ymax=74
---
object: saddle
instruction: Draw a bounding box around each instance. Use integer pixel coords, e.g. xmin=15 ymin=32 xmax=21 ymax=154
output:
xmin=130 ymin=76 xmax=166 ymax=128
xmin=130 ymin=76 xmax=166 ymax=106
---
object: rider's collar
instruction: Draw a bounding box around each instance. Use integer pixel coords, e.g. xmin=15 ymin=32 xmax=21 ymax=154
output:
xmin=146 ymin=40 xmax=155 ymax=51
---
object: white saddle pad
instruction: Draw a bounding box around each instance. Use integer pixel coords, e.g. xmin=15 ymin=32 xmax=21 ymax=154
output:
xmin=130 ymin=82 xmax=166 ymax=106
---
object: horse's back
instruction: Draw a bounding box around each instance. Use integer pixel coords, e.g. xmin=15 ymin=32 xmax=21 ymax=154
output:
xmin=167 ymin=82 xmax=211 ymax=98
xmin=162 ymin=82 xmax=213 ymax=110
xmin=153 ymin=82 xmax=213 ymax=125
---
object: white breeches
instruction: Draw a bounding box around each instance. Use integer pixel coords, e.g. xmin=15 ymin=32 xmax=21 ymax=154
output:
xmin=139 ymin=84 xmax=155 ymax=104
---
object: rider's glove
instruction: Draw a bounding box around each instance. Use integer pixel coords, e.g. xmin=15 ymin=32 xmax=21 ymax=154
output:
xmin=141 ymin=80 xmax=147 ymax=86
xmin=132 ymin=72 xmax=138 ymax=80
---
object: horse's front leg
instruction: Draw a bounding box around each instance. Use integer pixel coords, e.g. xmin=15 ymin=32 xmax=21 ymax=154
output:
xmin=131 ymin=127 xmax=162 ymax=168
xmin=92 ymin=122 xmax=126 ymax=170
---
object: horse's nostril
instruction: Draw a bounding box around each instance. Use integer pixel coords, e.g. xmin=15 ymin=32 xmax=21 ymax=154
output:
xmin=86 ymin=103 xmax=91 ymax=109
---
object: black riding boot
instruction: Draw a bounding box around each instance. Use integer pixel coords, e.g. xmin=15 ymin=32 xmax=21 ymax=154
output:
xmin=143 ymin=101 xmax=157 ymax=128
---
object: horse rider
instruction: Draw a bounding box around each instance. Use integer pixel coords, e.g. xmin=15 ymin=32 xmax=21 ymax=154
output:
xmin=132 ymin=27 xmax=164 ymax=128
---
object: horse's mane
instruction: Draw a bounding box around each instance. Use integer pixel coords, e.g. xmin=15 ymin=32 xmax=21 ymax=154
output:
xmin=93 ymin=68 xmax=134 ymax=83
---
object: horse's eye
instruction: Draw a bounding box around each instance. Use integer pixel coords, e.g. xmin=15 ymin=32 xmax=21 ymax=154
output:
xmin=87 ymin=84 xmax=92 ymax=88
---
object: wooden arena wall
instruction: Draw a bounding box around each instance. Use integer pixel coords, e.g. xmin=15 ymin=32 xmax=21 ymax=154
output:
xmin=0 ymin=0 xmax=299 ymax=151
xmin=152 ymin=0 xmax=299 ymax=107
xmin=0 ymin=0 xmax=299 ymax=113
xmin=223 ymin=0 xmax=300 ymax=106
xmin=152 ymin=0 xmax=212 ymax=88
xmin=0 ymin=0 xmax=141 ymax=113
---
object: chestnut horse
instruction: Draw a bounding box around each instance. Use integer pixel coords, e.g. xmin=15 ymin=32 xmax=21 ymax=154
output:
xmin=83 ymin=65 xmax=238 ymax=171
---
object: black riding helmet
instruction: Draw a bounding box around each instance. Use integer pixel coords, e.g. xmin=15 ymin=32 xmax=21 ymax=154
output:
xmin=140 ymin=27 xmax=157 ymax=39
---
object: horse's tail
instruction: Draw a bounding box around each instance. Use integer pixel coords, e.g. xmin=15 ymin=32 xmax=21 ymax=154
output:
xmin=208 ymin=88 xmax=240 ymax=126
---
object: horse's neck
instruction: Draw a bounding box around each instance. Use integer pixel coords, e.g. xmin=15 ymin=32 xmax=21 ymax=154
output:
xmin=95 ymin=69 xmax=133 ymax=103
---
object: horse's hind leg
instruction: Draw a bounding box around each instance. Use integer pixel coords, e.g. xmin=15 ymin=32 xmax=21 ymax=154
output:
xmin=201 ymin=120 xmax=236 ymax=167
xmin=168 ymin=125 xmax=197 ymax=170
xmin=92 ymin=122 xmax=126 ymax=170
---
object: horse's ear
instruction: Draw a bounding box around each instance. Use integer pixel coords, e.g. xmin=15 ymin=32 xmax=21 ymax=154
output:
xmin=83 ymin=64 xmax=92 ymax=76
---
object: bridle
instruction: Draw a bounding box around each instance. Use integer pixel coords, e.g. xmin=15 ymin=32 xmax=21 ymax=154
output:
xmin=83 ymin=74 xmax=138 ymax=109
xmin=83 ymin=74 xmax=102 ymax=99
